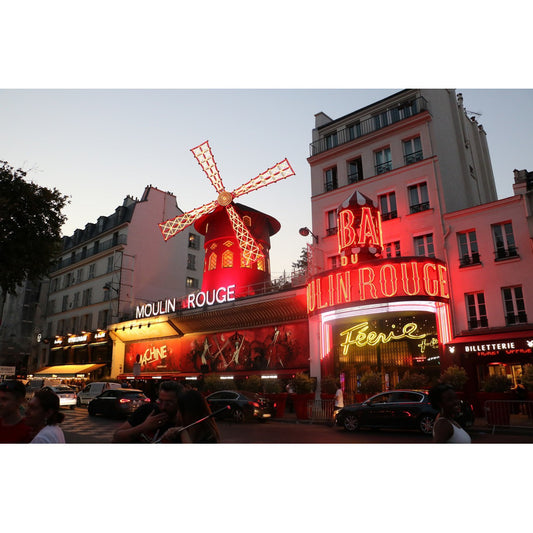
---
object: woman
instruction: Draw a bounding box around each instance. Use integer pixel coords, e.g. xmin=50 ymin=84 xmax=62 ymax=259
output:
xmin=428 ymin=383 xmax=471 ymax=443
xmin=163 ymin=389 xmax=220 ymax=443
xmin=25 ymin=388 xmax=66 ymax=443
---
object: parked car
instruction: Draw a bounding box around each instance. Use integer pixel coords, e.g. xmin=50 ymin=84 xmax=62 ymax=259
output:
xmin=206 ymin=390 xmax=274 ymax=423
xmin=334 ymin=389 xmax=475 ymax=435
xmin=88 ymin=388 xmax=150 ymax=418
xmin=77 ymin=381 xmax=122 ymax=406
xmin=40 ymin=385 xmax=77 ymax=409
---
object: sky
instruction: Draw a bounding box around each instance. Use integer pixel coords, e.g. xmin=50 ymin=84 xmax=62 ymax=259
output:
xmin=1 ymin=88 xmax=532 ymax=279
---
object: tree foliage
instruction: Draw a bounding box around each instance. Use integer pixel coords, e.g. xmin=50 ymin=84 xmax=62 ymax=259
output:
xmin=0 ymin=161 xmax=69 ymax=296
xmin=291 ymin=246 xmax=309 ymax=271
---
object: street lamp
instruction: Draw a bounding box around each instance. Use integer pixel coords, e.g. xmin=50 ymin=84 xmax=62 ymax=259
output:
xmin=299 ymin=226 xmax=318 ymax=243
xmin=103 ymin=282 xmax=119 ymax=295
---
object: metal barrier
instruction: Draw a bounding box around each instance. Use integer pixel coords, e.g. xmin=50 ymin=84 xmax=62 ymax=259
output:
xmin=307 ymin=399 xmax=336 ymax=424
xmin=484 ymin=400 xmax=533 ymax=434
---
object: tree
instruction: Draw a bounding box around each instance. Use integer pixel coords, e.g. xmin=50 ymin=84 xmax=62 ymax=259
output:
xmin=0 ymin=161 xmax=69 ymax=317
xmin=291 ymin=246 xmax=309 ymax=272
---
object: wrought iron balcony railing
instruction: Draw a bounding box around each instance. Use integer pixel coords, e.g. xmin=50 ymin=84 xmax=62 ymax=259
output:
xmin=309 ymin=96 xmax=428 ymax=156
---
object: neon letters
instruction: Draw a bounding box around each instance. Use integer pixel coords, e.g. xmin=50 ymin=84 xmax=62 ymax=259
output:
xmin=186 ymin=284 xmax=236 ymax=309
xmin=307 ymin=258 xmax=449 ymax=314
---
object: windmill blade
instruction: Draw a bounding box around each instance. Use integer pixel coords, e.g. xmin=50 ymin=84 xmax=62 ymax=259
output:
xmin=158 ymin=199 xmax=218 ymax=241
xmin=231 ymin=158 xmax=295 ymax=199
xmin=225 ymin=204 xmax=264 ymax=263
xmin=190 ymin=141 xmax=225 ymax=193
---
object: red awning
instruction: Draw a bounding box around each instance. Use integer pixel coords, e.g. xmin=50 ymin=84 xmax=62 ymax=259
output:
xmin=448 ymin=329 xmax=533 ymax=346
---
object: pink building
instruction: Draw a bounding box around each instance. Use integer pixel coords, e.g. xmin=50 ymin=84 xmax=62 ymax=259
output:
xmin=307 ymin=89 xmax=532 ymax=398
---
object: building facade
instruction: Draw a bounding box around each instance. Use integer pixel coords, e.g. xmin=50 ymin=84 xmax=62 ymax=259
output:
xmin=35 ymin=186 xmax=204 ymax=380
xmin=306 ymin=89 xmax=532 ymax=399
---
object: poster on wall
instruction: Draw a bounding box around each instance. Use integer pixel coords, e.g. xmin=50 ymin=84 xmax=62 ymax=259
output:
xmin=124 ymin=322 xmax=309 ymax=374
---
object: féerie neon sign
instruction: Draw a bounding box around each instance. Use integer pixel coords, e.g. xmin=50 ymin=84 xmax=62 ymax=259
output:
xmin=339 ymin=321 xmax=439 ymax=355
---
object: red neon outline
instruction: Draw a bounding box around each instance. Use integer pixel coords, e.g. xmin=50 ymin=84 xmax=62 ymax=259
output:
xmin=338 ymin=209 xmax=357 ymax=252
xmin=379 ymin=263 xmax=398 ymax=297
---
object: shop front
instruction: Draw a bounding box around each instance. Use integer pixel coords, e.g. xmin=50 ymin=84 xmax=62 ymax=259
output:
xmin=307 ymin=191 xmax=452 ymax=401
xmin=445 ymin=330 xmax=533 ymax=393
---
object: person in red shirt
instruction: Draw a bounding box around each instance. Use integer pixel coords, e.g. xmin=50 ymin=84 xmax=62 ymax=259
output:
xmin=0 ymin=380 xmax=33 ymax=443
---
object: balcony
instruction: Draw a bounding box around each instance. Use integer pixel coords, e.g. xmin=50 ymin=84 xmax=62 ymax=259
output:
xmin=309 ymin=96 xmax=428 ymax=156
xmin=459 ymin=252 xmax=481 ymax=267
xmin=409 ymin=201 xmax=430 ymax=214
xmin=468 ymin=317 xmax=488 ymax=329
xmin=505 ymin=312 xmax=528 ymax=326
xmin=381 ymin=211 xmax=398 ymax=221
xmin=494 ymin=246 xmax=519 ymax=261
xmin=404 ymin=150 xmax=424 ymax=165
xmin=50 ymin=234 xmax=127 ymax=272
xmin=375 ymin=161 xmax=393 ymax=175
xmin=326 ymin=227 xmax=338 ymax=236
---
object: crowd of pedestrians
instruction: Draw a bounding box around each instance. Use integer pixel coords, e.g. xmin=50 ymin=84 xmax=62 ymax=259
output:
xmin=0 ymin=378 xmax=220 ymax=444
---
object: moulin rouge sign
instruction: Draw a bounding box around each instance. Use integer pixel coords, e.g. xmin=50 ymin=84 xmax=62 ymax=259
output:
xmin=307 ymin=193 xmax=450 ymax=314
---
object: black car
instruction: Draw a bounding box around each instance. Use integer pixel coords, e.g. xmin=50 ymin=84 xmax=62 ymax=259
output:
xmin=88 ymin=388 xmax=150 ymax=418
xmin=206 ymin=390 xmax=274 ymax=423
xmin=335 ymin=389 xmax=474 ymax=435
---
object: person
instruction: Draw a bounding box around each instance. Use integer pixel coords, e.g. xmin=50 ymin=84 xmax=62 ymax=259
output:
xmin=512 ymin=379 xmax=528 ymax=414
xmin=428 ymin=383 xmax=471 ymax=443
xmin=334 ymin=381 xmax=344 ymax=412
xmin=112 ymin=380 xmax=184 ymax=443
xmin=162 ymin=388 xmax=220 ymax=443
xmin=25 ymin=388 xmax=66 ymax=443
xmin=0 ymin=380 xmax=33 ymax=443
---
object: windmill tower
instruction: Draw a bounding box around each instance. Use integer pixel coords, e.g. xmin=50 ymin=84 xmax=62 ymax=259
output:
xmin=158 ymin=141 xmax=295 ymax=296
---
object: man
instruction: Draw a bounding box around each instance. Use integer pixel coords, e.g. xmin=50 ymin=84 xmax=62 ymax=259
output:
xmin=112 ymin=380 xmax=184 ymax=443
xmin=334 ymin=381 xmax=344 ymax=413
xmin=0 ymin=380 xmax=33 ymax=443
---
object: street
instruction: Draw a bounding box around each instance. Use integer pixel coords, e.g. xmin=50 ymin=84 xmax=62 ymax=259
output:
xmin=60 ymin=406 xmax=533 ymax=444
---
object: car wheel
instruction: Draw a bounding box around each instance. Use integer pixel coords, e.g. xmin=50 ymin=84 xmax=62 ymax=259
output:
xmin=76 ymin=397 xmax=81 ymax=407
xmin=232 ymin=408 xmax=245 ymax=423
xmin=343 ymin=414 xmax=360 ymax=432
xmin=418 ymin=415 xmax=435 ymax=435
xmin=70 ymin=405 xmax=75 ymax=410
xmin=88 ymin=405 xmax=96 ymax=417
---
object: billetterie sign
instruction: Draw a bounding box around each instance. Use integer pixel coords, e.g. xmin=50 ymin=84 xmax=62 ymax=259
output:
xmin=136 ymin=284 xmax=237 ymax=318
xmin=307 ymin=258 xmax=449 ymax=314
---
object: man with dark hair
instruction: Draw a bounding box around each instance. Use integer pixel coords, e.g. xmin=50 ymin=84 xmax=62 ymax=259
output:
xmin=0 ymin=380 xmax=33 ymax=443
xmin=112 ymin=380 xmax=184 ymax=443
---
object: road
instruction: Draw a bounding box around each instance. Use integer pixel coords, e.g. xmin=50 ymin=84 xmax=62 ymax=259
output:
xmin=60 ymin=406 xmax=533 ymax=444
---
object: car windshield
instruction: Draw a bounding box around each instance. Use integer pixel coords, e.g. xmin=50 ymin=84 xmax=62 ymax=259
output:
xmin=53 ymin=386 xmax=74 ymax=393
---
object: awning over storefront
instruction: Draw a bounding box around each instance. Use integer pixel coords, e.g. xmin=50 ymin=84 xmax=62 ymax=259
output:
xmin=446 ymin=329 xmax=533 ymax=358
xmin=34 ymin=363 xmax=106 ymax=377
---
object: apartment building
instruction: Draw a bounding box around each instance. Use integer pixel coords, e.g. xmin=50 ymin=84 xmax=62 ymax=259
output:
xmin=35 ymin=185 xmax=204 ymax=378
xmin=306 ymin=89 xmax=532 ymax=396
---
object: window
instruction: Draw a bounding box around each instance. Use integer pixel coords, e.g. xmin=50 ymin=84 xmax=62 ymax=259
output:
xmin=88 ymin=264 xmax=96 ymax=279
xmin=324 ymin=167 xmax=338 ymax=192
xmin=492 ymin=222 xmax=518 ymax=260
xmin=48 ymin=300 xmax=56 ymax=315
xmin=82 ymin=314 xmax=92 ymax=331
xmin=106 ymin=256 xmax=114 ymax=273
xmin=82 ymin=288 xmax=92 ymax=306
xmin=81 ymin=246 xmax=87 ymax=259
xmin=414 ymin=234 xmax=435 ymax=258
xmin=187 ymin=254 xmax=196 ymax=270
xmin=403 ymin=136 xmax=423 ymax=165
xmin=98 ymin=309 xmax=109 ymax=329
xmin=325 ymin=132 xmax=338 ymax=150
xmin=188 ymin=233 xmax=200 ymax=249
xmin=222 ymin=250 xmax=233 ymax=268
xmin=502 ymin=286 xmax=527 ymax=325
xmin=62 ymin=295 xmax=69 ymax=312
xmin=347 ymin=122 xmax=361 ymax=140
xmin=76 ymin=268 xmax=83 ymax=283
xmin=384 ymin=241 xmax=401 ymax=258
xmin=466 ymin=292 xmax=488 ymax=329
xmin=408 ymin=182 xmax=430 ymax=213
xmin=458 ymin=230 xmax=480 ymax=266
xmin=186 ymin=277 xmax=199 ymax=289
xmin=326 ymin=210 xmax=337 ymax=236
xmin=329 ymin=255 xmax=341 ymax=269
xmin=378 ymin=192 xmax=397 ymax=221
xmin=374 ymin=147 xmax=392 ymax=174
xmin=208 ymin=253 xmax=217 ymax=271
xmin=93 ymin=240 xmax=100 ymax=254
xmin=73 ymin=292 xmax=80 ymax=308
xmin=373 ymin=111 xmax=389 ymax=130
xmin=347 ymin=158 xmax=363 ymax=183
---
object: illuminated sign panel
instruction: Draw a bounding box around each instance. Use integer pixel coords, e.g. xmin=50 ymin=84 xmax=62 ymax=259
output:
xmin=307 ymin=258 xmax=449 ymax=314
xmin=332 ymin=312 xmax=440 ymax=367
xmin=448 ymin=338 xmax=533 ymax=357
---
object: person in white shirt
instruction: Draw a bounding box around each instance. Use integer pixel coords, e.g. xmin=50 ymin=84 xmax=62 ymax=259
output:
xmin=334 ymin=382 xmax=344 ymax=411
xmin=25 ymin=388 xmax=66 ymax=444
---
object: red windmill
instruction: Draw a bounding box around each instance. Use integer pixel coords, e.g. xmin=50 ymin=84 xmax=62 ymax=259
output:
xmin=158 ymin=141 xmax=295 ymax=264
